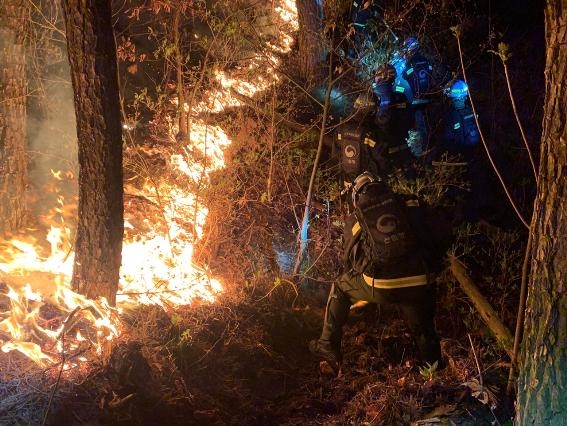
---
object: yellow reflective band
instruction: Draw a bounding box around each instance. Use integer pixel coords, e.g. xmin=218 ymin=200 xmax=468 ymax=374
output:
xmin=364 ymin=137 xmax=376 ymax=147
xmin=362 ymin=274 xmax=428 ymax=288
xmin=352 ymin=221 xmax=361 ymax=236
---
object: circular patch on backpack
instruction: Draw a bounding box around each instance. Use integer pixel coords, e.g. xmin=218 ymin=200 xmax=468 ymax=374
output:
xmin=344 ymin=144 xmax=358 ymax=158
xmin=376 ymin=214 xmax=398 ymax=233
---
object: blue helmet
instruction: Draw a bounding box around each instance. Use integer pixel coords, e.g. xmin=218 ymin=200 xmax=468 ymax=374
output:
xmin=402 ymin=37 xmax=420 ymax=55
xmin=446 ymin=79 xmax=469 ymax=99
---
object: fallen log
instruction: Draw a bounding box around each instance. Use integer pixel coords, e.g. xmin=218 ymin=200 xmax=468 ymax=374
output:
xmin=448 ymin=255 xmax=514 ymax=359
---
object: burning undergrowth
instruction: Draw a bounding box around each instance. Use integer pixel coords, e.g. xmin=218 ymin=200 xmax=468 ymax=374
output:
xmin=1 ymin=0 xmax=304 ymax=422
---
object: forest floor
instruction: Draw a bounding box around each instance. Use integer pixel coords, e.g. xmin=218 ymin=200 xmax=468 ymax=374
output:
xmin=65 ymin=289 xmax=513 ymax=426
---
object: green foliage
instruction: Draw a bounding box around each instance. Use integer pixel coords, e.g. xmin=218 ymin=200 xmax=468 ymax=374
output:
xmin=315 ymin=166 xmax=342 ymax=202
xmin=179 ymin=328 xmax=192 ymax=344
xmin=488 ymin=42 xmax=512 ymax=63
xmin=156 ymin=38 xmax=177 ymax=60
xmin=170 ymin=312 xmax=182 ymax=326
xmin=282 ymin=146 xmax=316 ymax=179
xmin=445 ymin=222 xmax=524 ymax=356
xmin=451 ymin=222 xmax=523 ymax=287
xmin=132 ymin=86 xmax=168 ymax=113
xmin=389 ymin=153 xmax=470 ymax=206
xmin=419 ymin=361 xmax=439 ymax=381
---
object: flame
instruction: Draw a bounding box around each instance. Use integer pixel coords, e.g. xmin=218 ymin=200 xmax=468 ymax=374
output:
xmin=275 ymin=0 xmax=299 ymax=30
xmin=0 ymin=0 xmax=298 ymax=367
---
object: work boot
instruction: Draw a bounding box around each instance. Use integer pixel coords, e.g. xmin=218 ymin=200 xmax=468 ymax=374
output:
xmin=309 ymin=339 xmax=341 ymax=376
xmin=311 ymin=282 xmax=351 ymax=374
xmin=309 ymin=339 xmax=341 ymax=364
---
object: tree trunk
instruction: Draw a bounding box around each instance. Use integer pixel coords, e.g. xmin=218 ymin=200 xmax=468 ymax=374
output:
xmin=62 ymin=0 xmax=124 ymax=306
xmin=516 ymin=2 xmax=567 ymax=424
xmin=0 ymin=1 xmax=28 ymax=236
xmin=296 ymin=0 xmax=324 ymax=84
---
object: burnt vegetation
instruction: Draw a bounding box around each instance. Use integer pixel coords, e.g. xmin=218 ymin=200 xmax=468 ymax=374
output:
xmin=0 ymin=0 xmax=545 ymax=425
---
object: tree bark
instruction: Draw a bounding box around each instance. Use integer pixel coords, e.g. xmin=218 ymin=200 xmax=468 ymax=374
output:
xmin=296 ymin=0 xmax=325 ymax=84
xmin=62 ymin=0 xmax=124 ymax=306
xmin=516 ymin=2 xmax=567 ymax=424
xmin=0 ymin=1 xmax=28 ymax=236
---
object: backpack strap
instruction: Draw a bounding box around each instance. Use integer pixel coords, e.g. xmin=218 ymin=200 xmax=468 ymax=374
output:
xmin=343 ymin=218 xmax=373 ymax=275
xmin=343 ymin=219 xmax=362 ymax=270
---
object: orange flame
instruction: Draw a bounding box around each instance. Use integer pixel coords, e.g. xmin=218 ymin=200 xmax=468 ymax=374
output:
xmin=0 ymin=0 xmax=298 ymax=367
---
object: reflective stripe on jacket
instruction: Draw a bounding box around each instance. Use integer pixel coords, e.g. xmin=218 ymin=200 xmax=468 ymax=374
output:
xmin=362 ymin=273 xmax=428 ymax=288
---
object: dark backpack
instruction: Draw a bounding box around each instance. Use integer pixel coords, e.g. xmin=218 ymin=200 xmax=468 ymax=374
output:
xmin=349 ymin=183 xmax=416 ymax=273
xmin=337 ymin=125 xmax=378 ymax=182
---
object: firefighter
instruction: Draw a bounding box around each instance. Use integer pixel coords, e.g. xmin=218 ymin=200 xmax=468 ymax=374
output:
xmin=335 ymin=92 xmax=383 ymax=188
xmin=309 ymin=172 xmax=445 ymax=375
xmin=372 ymin=62 xmax=415 ymax=171
xmin=437 ymin=79 xmax=483 ymax=222
xmin=442 ymin=79 xmax=480 ymax=156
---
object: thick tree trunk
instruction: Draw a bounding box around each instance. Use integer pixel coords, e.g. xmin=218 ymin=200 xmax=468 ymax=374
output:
xmin=296 ymin=0 xmax=324 ymax=84
xmin=516 ymin=2 xmax=567 ymax=424
xmin=62 ymin=0 xmax=124 ymax=306
xmin=0 ymin=2 xmax=28 ymax=236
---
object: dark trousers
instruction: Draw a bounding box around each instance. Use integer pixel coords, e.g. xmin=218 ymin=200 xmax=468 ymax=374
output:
xmin=319 ymin=271 xmax=442 ymax=365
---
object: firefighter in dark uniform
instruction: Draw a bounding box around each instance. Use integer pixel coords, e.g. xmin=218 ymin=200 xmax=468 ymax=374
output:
xmin=437 ymin=79 xmax=483 ymax=222
xmin=335 ymin=92 xmax=383 ymax=188
xmin=336 ymin=122 xmax=382 ymax=186
xmin=350 ymin=0 xmax=382 ymax=42
xmin=372 ymin=62 xmax=414 ymax=172
xmin=309 ymin=172 xmax=445 ymax=374
xmin=400 ymin=37 xmax=436 ymax=152
xmin=440 ymin=79 xmax=480 ymax=157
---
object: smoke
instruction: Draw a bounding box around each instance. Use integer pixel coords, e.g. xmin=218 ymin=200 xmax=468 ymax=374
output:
xmin=26 ymin=59 xmax=78 ymax=231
